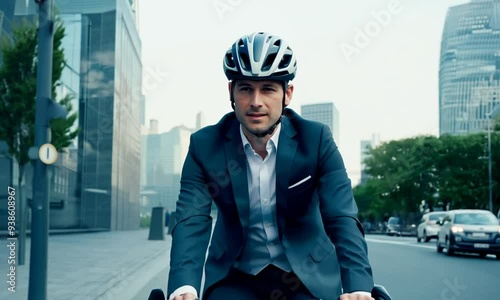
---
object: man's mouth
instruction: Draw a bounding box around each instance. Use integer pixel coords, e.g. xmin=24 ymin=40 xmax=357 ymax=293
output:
xmin=247 ymin=113 xmax=266 ymax=118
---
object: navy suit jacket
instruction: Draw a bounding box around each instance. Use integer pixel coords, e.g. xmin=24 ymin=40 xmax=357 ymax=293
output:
xmin=167 ymin=108 xmax=373 ymax=300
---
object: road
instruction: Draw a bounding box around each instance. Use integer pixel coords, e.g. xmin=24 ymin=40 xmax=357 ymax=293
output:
xmin=136 ymin=234 xmax=500 ymax=299
xmin=367 ymin=235 xmax=499 ymax=300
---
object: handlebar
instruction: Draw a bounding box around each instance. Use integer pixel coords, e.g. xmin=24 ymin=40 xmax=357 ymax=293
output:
xmin=371 ymin=284 xmax=392 ymax=300
xmin=148 ymin=284 xmax=392 ymax=300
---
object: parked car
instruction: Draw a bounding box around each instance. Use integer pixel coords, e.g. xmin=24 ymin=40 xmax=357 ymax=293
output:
xmin=386 ymin=216 xmax=416 ymax=236
xmin=436 ymin=209 xmax=500 ymax=259
xmin=417 ymin=212 xmax=447 ymax=242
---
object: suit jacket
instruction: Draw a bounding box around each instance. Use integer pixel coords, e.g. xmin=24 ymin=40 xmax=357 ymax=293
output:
xmin=167 ymin=108 xmax=373 ymax=300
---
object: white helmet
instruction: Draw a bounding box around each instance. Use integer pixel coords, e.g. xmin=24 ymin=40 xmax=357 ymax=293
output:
xmin=223 ymin=32 xmax=297 ymax=82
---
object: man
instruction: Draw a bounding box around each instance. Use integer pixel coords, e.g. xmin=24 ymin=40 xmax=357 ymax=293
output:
xmin=168 ymin=32 xmax=374 ymax=300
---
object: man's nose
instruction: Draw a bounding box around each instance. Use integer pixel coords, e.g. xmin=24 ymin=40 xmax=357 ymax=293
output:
xmin=249 ymin=91 xmax=264 ymax=107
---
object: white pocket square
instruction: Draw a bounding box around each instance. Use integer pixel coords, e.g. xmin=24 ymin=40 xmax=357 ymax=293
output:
xmin=288 ymin=175 xmax=312 ymax=189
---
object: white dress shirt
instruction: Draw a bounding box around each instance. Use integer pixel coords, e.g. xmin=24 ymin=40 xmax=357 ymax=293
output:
xmin=236 ymin=124 xmax=292 ymax=274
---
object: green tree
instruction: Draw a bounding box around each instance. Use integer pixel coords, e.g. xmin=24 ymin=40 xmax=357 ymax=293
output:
xmin=0 ymin=18 xmax=79 ymax=245
xmin=363 ymin=136 xmax=440 ymax=217
xmin=361 ymin=133 xmax=499 ymax=217
xmin=436 ymin=134 xmax=491 ymax=210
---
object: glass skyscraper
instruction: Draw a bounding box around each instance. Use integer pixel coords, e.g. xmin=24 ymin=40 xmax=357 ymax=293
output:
xmin=440 ymin=0 xmax=500 ymax=135
xmin=0 ymin=0 xmax=142 ymax=231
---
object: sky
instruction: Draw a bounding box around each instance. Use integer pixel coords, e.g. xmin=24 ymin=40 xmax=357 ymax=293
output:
xmin=138 ymin=0 xmax=470 ymax=185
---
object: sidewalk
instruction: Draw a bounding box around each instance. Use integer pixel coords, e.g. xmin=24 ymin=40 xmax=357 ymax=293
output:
xmin=0 ymin=229 xmax=171 ymax=300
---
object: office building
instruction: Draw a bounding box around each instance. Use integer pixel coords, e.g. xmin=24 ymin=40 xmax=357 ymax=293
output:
xmin=301 ymin=102 xmax=340 ymax=143
xmin=0 ymin=0 xmax=15 ymax=66
xmin=359 ymin=134 xmax=381 ymax=185
xmin=0 ymin=0 xmax=142 ymax=231
xmin=440 ymin=0 xmax=500 ymax=135
xmin=141 ymin=121 xmax=194 ymax=214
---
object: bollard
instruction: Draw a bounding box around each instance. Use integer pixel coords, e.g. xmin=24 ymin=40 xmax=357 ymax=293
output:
xmin=167 ymin=211 xmax=176 ymax=235
xmin=148 ymin=207 xmax=165 ymax=240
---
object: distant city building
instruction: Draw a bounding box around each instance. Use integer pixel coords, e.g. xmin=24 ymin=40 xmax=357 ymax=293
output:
xmin=149 ymin=119 xmax=159 ymax=135
xmin=359 ymin=134 xmax=381 ymax=185
xmin=300 ymin=103 xmax=340 ymax=143
xmin=196 ymin=111 xmax=206 ymax=131
xmin=140 ymin=95 xmax=146 ymax=126
xmin=141 ymin=121 xmax=194 ymax=214
xmin=439 ymin=0 xmax=500 ymax=135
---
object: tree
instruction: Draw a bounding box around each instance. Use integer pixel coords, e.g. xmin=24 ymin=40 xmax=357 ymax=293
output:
xmin=0 ymin=17 xmax=78 ymax=179
xmin=361 ymin=133 xmax=499 ymax=218
xmin=363 ymin=136 xmax=440 ymax=217
xmin=0 ymin=17 xmax=79 ymax=261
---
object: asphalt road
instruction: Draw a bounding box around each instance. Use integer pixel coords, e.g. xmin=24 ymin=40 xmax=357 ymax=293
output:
xmin=366 ymin=235 xmax=499 ymax=300
xmin=136 ymin=234 xmax=500 ymax=299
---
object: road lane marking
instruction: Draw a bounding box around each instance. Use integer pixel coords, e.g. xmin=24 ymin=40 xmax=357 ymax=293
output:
xmin=365 ymin=238 xmax=435 ymax=250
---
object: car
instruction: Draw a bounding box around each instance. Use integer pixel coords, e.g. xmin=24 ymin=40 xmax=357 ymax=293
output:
xmin=436 ymin=209 xmax=500 ymax=259
xmin=417 ymin=212 xmax=447 ymax=242
xmin=385 ymin=216 xmax=401 ymax=236
xmin=386 ymin=216 xmax=416 ymax=236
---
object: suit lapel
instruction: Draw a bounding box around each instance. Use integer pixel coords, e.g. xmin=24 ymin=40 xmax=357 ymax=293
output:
xmin=276 ymin=117 xmax=298 ymax=239
xmin=224 ymin=119 xmax=250 ymax=236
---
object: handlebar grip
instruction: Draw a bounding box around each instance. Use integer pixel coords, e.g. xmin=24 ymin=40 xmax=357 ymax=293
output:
xmin=148 ymin=289 xmax=165 ymax=300
xmin=372 ymin=284 xmax=392 ymax=300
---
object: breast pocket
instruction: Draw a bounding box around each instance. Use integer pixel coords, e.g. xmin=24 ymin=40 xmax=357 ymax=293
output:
xmin=288 ymin=175 xmax=313 ymax=194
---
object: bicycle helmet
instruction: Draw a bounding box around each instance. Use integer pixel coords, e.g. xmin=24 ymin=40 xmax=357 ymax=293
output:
xmin=223 ymin=32 xmax=297 ymax=82
xmin=224 ymin=32 xmax=297 ymax=137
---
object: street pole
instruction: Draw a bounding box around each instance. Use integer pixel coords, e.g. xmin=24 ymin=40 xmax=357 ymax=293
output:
xmin=488 ymin=114 xmax=493 ymax=213
xmin=28 ymin=0 xmax=54 ymax=299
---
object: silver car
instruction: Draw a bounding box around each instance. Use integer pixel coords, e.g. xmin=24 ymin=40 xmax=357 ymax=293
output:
xmin=436 ymin=209 xmax=500 ymax=259
xmin=417 ymin=212 xmax=446 ymax=242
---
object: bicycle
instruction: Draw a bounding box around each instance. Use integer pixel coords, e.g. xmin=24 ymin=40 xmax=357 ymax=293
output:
xmin=148 ymin=284 xmax=392 ymax=300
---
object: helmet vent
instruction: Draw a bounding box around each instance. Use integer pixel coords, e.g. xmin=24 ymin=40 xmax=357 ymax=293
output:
xmin=225 ymin=52 xmax=236 ymax=68
xmin=239 ymin=52 xmax=250 ymax=70
xmin=278 ymin=54 xmax=292 ymax=68
xmin=262 ymin=53 xmax=277 ymax=72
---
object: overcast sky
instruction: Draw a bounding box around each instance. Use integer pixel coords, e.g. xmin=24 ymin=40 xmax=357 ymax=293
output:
xmin=138 ymin=0 xmax=470 ymax=184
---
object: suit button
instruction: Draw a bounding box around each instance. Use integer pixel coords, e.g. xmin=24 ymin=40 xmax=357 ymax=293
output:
xmin=262 ymin=198 xmax=269 ymax=205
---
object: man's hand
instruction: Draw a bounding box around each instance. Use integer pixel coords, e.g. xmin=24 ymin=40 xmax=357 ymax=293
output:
xmin=339 ymin=293 xmax=374 ymax=300
xmin=172 ymin=292 xmax=198 ymax=300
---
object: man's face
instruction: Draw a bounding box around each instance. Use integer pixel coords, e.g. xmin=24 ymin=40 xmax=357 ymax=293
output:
xmin=230 ymin=80 xmax=293 ymax=137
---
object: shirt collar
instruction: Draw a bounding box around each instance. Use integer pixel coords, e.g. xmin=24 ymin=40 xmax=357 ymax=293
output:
xmin=240 ymin=123 xmax=281 ymax=151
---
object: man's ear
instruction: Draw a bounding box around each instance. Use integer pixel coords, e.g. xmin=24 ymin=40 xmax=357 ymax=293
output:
xmin=228 ymin=81 xmax=232 ymax=93
xmin=284 ymin=84 xmax=294 ymax=106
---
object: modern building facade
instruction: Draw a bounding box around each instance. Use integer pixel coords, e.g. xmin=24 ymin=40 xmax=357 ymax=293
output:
xmin=141 ymin=122 xmax=193 ymax=214
xmin=440 ymin=0 xmax=500 ymax=135
xmin=0 ymin=0 xmax=142 ymax=231
xmin=0 ymin=0 xmax=15 ymax=67
xmin=300 ymin=102 xmax=340 ymax=143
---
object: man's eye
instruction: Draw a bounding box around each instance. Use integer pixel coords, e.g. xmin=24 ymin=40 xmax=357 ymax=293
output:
xmin=263 ymin=88 xmax=276 ymax=92
xmin=239 ymin=87 xmax=251 ymax=92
